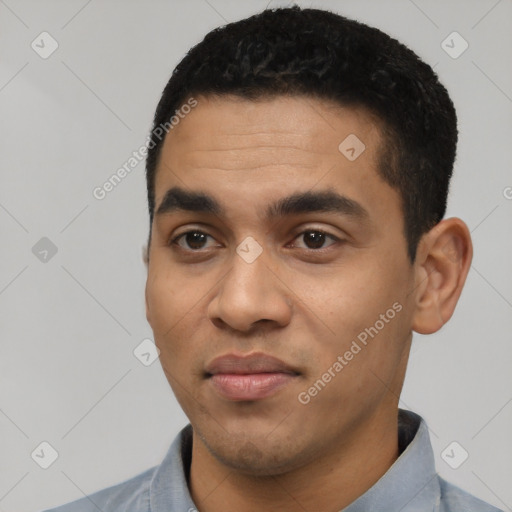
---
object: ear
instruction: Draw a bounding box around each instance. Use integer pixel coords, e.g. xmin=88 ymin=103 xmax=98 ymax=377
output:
xmin=411 ymin=218 xmax=473 ymax=334
xmin=145 ymin=282 xmax=151 ymax=325
xmin=142 ymin=244 xmax=151 ymax=324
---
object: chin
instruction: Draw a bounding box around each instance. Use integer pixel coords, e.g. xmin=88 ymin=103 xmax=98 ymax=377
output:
xmin=196 ymin=426 xmax=312 ymax=477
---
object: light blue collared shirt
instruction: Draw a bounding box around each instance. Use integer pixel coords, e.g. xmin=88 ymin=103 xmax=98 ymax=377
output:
xmin=42 ymin=409 xmax=502 ymax=511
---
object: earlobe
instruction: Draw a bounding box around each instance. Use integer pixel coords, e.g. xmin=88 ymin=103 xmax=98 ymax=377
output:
xmin=411 ymin=218 xmax=473 ymax=335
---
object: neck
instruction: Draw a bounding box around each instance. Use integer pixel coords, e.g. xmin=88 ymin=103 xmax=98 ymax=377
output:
xmin=189 ymin=408 xmax=399 ymax=512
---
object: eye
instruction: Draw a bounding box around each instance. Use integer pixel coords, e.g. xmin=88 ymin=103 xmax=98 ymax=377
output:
xmin=290 ymin=229 xmax=339 ymax=250
xmin=170 ymin=230 xmax=218 ymax=251
xmin=169 ymin=228 xmax=340 ymax=253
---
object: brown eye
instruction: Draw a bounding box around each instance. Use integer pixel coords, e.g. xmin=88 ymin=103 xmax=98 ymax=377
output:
xmin=172 ymin=231 xmax=214 ymax=250
xmin=293 ymin=230 xmax=338 ymax=250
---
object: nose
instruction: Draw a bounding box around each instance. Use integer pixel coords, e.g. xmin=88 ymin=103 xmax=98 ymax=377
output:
xmin=207 ymin=246 xmax=293 ymax=333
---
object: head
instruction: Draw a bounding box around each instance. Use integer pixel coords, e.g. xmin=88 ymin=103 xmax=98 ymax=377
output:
xmin=143 ymin=7 xmax=472 ymax=476
xmin=145 ymin=6 xmax=458 ymax=264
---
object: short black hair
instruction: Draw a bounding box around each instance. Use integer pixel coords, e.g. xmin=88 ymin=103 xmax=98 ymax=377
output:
xmin=145 ymin=6 xmax=457 ymax=263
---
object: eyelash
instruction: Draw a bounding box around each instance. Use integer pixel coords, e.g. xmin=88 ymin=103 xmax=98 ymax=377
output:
xmin=169 ymin=228 xmax=340 ymax=252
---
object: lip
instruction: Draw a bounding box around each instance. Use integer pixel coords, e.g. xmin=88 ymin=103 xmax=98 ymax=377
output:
xmin=205 ymin=353 xmax=299 ymax=401
xmin=205 ymin=352 xmax=298 ymax=375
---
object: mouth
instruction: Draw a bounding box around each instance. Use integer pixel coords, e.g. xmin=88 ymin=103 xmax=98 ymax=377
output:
xmin=205 ymin=352 xmax=300 ymax=401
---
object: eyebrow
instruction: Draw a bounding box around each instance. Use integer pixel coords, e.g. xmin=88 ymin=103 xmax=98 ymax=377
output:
xmin=156 ymin=186 xmax=369 ymax=222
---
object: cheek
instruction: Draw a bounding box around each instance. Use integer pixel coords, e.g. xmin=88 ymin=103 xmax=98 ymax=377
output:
xmin=146 ymin=258 xmax=206 ymax=319
xmin=146 ymin=266 xmax=197 ymax=350
xmin=305 ymin=266 xmax=387 ymax=331
xmin=309 ymin=256 xmax=410 ymax=363
xmin=146 ymin=270 xmax=207 ymax=405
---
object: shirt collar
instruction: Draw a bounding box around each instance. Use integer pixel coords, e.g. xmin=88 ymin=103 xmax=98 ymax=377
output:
xmin=149 ymin=409 xmax=440 ymax=512
xmin=149 ymin=423 xmax=195 ymax=511
xmin=343 ymin=409 xmax=440 ymax=511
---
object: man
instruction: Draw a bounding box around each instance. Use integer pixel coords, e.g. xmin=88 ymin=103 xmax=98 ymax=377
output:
xmin=44 ymin=6 xmax=502 ymax=512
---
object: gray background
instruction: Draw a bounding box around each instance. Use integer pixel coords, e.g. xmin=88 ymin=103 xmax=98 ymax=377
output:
xmin=1 ymin=0 xmax=511 ymax=511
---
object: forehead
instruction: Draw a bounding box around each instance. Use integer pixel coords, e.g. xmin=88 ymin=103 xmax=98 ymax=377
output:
xmin=158 ymin=94 xmax=382 ymax=165
xmin=153 ymin=94 xmax=395 ymax=219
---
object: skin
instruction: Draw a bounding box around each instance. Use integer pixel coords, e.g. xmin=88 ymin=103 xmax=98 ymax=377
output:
xmin=144 ymin=94 xmax=472 ymax=512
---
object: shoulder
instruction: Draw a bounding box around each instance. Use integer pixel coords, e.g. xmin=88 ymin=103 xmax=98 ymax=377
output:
xmin=41 ymin=465 xmax=157 ymax=512
xmin=439 ymin=477 xmax=504 ymax=512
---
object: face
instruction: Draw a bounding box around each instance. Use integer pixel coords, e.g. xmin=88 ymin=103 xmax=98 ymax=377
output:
xmin=145 ymin=94 xmax=418 ymax=476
